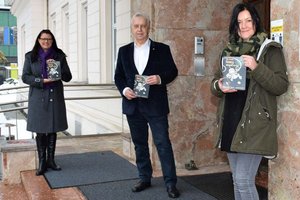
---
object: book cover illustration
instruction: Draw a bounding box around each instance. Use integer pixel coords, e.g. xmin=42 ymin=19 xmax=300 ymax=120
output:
xmin=134 ymin=75 xmax=149 ymax=98
xmin=221 ymin=56 xmax=246 ymax=90
xmin=46 ymin=59 xmax=61 ymax=80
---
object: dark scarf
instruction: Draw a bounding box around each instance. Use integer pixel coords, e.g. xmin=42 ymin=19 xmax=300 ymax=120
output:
xmin=38 ymin=47 xmax=58 ymax=88
xmin=222 ymin=32 xmax=267 ymax=58
xmin=38 ymin=47 xmax=54 ymax=78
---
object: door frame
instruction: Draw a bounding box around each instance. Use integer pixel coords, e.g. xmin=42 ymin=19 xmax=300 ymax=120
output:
xmin=243 ymin=0 xmax=270 ymax=36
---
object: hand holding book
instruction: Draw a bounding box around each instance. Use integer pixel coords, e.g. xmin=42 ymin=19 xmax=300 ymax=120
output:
xmin=217 ymin=78 xmax=238 ymax=93
xmin=134 ymin=75 xmax=149 ymax=98
xmin=43 ymin=78 xmax=55 ymax=83
xmin=241 ymin=55 xmax=258 ymax=71
xmin=133 ymin=75 xmax=160 ymax=98
xmin=146 ymin=75 xmax=161 ymax=85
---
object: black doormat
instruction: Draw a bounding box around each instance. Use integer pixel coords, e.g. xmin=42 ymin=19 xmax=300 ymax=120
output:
xmin=181 ymin=172 xmax=268 ymax=200
xmin=79 ymin=177 xmax=218 ymax=200
xmin=44 ymin=151 xmax=138 ymax=189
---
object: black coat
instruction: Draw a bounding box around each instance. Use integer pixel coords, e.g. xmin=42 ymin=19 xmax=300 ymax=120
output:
xmin=114 ymin=39 xmax=178 ymax=116
xmin=22 ymin=51 xmax=72 ymax=133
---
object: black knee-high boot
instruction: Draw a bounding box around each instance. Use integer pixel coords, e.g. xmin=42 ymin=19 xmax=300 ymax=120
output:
xmin=36 ymin=133 xmax=47 ymax=176
xmin=47 ymin=133 xmax=61 ymax=170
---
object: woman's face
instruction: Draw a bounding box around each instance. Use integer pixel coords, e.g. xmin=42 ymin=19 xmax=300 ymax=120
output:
xmin=237 ymin=10 xmax=256 ymax=40
xmin=38 ymin=33 xmax=53 ymax=51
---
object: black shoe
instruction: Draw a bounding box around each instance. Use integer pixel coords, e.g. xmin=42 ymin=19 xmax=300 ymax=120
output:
xmin=36 ymin=167 xmax=47 ymax=176
xmin=47 ymin=159 xmax=62 ymax=171
xmin=132 ymin=180 xmax=151 ymax=192
xmin=166 ymin=185 xmax=180 ymax=198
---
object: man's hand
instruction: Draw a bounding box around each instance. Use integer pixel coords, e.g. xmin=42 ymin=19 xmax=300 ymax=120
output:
xmin=146 ymin=75 xmax=161 ymax=85
xmin=124 ymin=88 xmax=137 ymax=100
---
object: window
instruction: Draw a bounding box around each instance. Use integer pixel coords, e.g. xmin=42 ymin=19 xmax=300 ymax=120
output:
xmin=62 ymin=4 xmax=69 ymax=57
xmin=0 ymin=26 xmax=17 ymax=45
xmin=112 ymin=0 xmax=117 ymax=79
xmin=80 ymin=1 xmax=88 ymax=82
xmin=11 ymin=26 xmax=17 ymax=45
xmin=0 ymin=27 xmax=3 ymax=45
xmin=50 ymin=13 xmax=56 ymax=35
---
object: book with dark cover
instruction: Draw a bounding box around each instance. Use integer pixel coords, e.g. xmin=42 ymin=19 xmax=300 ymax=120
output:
xmin=221 ymin=56 xmax=246 ymax=90
xmin=46 ymin=59 xmax=61 ymax=80
xmin=134 ymin=75 xmax=149 ymax=98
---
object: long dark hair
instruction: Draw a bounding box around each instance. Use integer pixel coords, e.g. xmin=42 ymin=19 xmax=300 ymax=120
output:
xmin=31 ymin=29 xmax=65 ymax=62
xmin=229 ymin=3 xmax=263 ymax=42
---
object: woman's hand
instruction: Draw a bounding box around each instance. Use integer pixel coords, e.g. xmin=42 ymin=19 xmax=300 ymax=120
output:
xmin=218 ymin=78 xmax=237 ymax=93
xmin=43 ymin=78 xmax=55 ymax=83
xmin=241 ymin=55 xmax=257 ymax=70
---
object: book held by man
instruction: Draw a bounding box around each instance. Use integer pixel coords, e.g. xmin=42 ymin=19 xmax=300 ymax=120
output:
xmin=221 ymin=56 xmax=246 ymax=90
xmin=134 ymin=75 xmax=149 ymax=98
xmin=46 ymin=59 xmax=61 ymax=80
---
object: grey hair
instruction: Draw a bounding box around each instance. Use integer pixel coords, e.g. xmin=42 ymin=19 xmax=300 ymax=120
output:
xmin=131 ymin=12 xmax=151 ymax=28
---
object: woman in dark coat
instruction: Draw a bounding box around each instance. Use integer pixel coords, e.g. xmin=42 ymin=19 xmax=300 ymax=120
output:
xmin=22 ymin=29 xmax=72 ymax=176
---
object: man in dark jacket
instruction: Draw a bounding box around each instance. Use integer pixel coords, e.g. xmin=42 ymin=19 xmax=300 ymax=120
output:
xmin=114 ymin=12 xmax=179 ymax=198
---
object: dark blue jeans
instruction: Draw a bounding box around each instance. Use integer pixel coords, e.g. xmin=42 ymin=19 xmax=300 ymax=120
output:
xmin=126 ymin=110 xmax=177 ymax=187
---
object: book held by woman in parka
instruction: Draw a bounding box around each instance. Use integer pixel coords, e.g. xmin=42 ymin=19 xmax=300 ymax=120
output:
xmin=221 ymin=56 xmax=246 ymax=90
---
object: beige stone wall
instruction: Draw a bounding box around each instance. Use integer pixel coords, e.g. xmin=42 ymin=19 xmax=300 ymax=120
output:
xmin=130 ymin=0 xmax=240 ymax=169
xmin=269 ymin=0 xmax=300 ymax=199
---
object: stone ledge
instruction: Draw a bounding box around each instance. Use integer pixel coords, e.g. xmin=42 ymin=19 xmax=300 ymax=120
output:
xmin=0 ymin=139 xmax=36 ymax=153
xmin=0 ymin=139 xmax=36 ymax=184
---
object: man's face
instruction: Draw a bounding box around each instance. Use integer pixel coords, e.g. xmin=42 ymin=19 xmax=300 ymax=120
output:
xmin=131 ymin=16 xmax=149 ymax=44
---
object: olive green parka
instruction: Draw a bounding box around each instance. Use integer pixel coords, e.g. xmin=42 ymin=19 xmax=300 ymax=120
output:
xmin=211 ymin=39 xmax=289 ymax=157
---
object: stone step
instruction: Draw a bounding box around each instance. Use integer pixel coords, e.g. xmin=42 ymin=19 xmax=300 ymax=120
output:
xmin=0 ymin=182 xmax=28 ymax=200
xmin=20 ymin=170 xmax=86 ymax=200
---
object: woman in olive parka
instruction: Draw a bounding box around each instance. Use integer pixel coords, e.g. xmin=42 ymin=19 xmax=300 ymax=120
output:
xmin=211 ymin=3 xmax=288 ymax=200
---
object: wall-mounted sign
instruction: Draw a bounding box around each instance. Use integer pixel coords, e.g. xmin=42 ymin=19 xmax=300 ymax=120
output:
xmin=271 ymin=19 xmax=283 ymax=46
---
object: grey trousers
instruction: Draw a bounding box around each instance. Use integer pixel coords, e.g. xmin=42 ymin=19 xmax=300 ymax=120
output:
xmin=227 ymin=153 xmax=262 ymax=200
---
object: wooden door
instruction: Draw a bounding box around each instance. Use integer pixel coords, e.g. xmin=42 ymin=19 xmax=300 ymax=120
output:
xmin=243 ymin=0 xmax=270 ymax=36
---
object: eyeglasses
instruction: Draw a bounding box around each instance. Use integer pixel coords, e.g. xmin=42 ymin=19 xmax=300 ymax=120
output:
xmin=39 ymin=38 xmax=53 ymax=41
